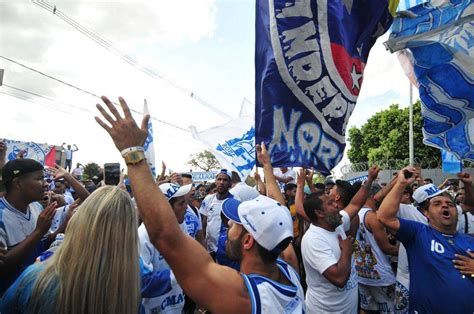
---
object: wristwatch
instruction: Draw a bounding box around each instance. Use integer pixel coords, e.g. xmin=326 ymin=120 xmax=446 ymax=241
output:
xmin=123 ymin=150 xmax=146 ymax=165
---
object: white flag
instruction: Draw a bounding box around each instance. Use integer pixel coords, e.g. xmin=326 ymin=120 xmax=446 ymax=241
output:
xmin=190 ymin=115 xmax=255 ymax=181
xmin=143 ymin=100 xmax=156 ymax=177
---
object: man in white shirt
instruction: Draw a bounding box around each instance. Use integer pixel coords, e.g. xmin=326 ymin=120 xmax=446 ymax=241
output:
xmin=72 ymin=163 xmax=84 ymax=180
xmin=274 ymin=167 xmax=296 ymax=192
xmin=199 ymin=169 xmax=233 ymax=258
xmin=301 ymin=165 xmax=379 ymax=313
xmin=61 ymin=143 xmax=78 ymax=172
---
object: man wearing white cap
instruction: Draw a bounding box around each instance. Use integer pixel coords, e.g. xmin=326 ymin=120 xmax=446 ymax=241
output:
xmin=95 ymin=96 xmax=304 ymax=313
xmin=378 ymin=167 xmax=474 ymax=313
xmin=138 ymin=183 xmax=191 ymax=314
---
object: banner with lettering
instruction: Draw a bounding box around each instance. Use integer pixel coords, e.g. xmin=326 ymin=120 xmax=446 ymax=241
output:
xmin=255 ymin=0 xmax=398 ymax=174
xmin=190 ymin=116 xmax=255 ymax=181
xmin=5 ymin=139 xmax=56 ymax=166
xmin=386 ymin=0 xmax=474 ymax=161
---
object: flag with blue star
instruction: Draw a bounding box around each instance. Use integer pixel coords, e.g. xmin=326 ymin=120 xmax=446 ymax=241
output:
xmin=255 ymin=0 xmax=399 ymax=174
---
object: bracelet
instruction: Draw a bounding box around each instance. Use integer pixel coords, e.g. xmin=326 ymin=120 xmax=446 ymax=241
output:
xmin=120 ymin=146 xmax=144 ymax=157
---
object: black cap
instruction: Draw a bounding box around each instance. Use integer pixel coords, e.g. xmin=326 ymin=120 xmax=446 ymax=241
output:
xmin=1 ymin=159 xmax=44 ymax=185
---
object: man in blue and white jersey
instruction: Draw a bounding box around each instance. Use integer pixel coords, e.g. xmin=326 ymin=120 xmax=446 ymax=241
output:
xmin=95 ymin=98 xmax=304 ymax=313
xmin=0 ymin=159 xmax=57 ymax=295
xmin=378 ymin=167 xmax=474 ymax=313
xmin=138 ymin=183 xmax=191 ymax=314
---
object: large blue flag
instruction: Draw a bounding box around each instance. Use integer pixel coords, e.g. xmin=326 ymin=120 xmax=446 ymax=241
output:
xmin=255 ymin=0 xmax=398 ymax=174
xmin=386 ymin=0 xmax=474 ymax=161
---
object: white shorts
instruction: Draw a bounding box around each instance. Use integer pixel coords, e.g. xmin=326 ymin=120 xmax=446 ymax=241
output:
xmin=359 ymin=283 xmax=395 ymax=313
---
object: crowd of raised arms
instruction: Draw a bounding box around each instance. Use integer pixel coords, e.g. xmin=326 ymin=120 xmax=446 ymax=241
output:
xmin=0 ymin=97 xmax=473 ymax=314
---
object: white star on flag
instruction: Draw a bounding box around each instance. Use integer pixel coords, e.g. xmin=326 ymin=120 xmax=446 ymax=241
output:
xmin=350 ymin=64 xmax=362 ymax=90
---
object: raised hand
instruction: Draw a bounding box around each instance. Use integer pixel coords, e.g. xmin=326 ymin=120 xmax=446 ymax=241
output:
xmin=48 ymin=164 xmax=69 ymax=180
xmin=297 ymin=168 xmax=306 ymax=186
xmin=169 ymin=172 xmax=183 ymax=186
xmin=453 ymin=252 xmax=474 ymax=276
xmin=254 ymin=172 xmax=262 ymax=182
xmin=256 ymin=142 xmax=271 ymax=166
xmin=367 ymin=165 xmax=381 ymax=182
xmin=35 ymin=201 xmax=58 ymax=234
xmin=305 ymin=168 xmax=314 ymax=184
xmin=95 ymin=96 xmax=150 ymax=152
xmin=397 ymin=166 xmax=419 ymax=186
xmin=457 ymin=173 xmax=472 ymax=186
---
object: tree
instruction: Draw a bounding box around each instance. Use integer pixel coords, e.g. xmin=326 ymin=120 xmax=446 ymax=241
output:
xmin=187 ymin=150 xmax=220 ymax=172
xmin=347 ymin=101 xmax=441 ymax=166
xmin=83 ymin=162 xmax=101 ymax=180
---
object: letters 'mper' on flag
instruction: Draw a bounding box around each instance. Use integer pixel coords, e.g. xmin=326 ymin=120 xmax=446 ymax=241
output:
xmin=255 ymin=0 xmax=398 ymax=174
xmin=190 ymin=116 xmax=256 ymax=181
xmin=386 ymin=0 xmax=474 ymax=161
xmin=143 ymin=100 xmax=156 ymax=177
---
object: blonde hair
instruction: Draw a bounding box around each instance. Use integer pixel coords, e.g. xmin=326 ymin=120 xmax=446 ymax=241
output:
xmin=28 ymin=186 xmax=140 ymax=314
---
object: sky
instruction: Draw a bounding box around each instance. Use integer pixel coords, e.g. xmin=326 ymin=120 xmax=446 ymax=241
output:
xmin=0 ymin=0 xmax=418 ymax=174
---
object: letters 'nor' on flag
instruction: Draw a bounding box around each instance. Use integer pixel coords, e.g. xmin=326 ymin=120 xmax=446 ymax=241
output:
xmin=190 ymin=116 xmax=256 ymax=181
xmin=255 ymin=0 xmax=399 ymax=174
xmin=386 ymin=0 xmax=474 ymax=161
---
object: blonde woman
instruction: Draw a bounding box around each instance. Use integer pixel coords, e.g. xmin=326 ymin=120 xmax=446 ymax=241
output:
xmin=0 ymin=186 xmax=141 ymax=314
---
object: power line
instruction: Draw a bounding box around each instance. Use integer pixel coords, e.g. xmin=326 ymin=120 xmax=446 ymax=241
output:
xmin=31 ymin=0 xmax=233 ymax=119
xmin=0 ymin=90 xmax=76 ymax=116
xmin=0 ymin=73 xmax=191 ymax=132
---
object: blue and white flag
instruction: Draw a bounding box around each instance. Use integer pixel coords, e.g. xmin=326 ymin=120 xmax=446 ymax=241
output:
xmin=190 ymin=116 xmax=256 ymax=181
xmin=255 ymin=0 xmax=398 ymax=175
xmin=143 ymin=100 xmax=156 ymax=177
xmin=397 ymin=0 xmax=427 ymax=11
xmin=4 ymin=139 xmax=56 ymax=166
xmin=442 ymin=149 xmax=462 ymax=174
xmin=386 ymin=0 xmax=474 ymax=161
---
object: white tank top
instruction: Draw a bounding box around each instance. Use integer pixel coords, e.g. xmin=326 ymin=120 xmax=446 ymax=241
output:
xmin=354 ymin=207 xmax=396 ymax=286
xmin=242 ymin=259 xmax=305 ymax=313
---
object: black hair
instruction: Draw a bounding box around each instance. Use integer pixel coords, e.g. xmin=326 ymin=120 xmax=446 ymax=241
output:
xmin=231 ymin=171 xmax=241 ymax=184
xmin=424 ymin=178 xmax=433 ymax=184
xmin=255 ymin=237 xmax=292 ymax=264
xmin=284 ymin=183 xmax=297 ymax=192
xmin=181 ymin=173 xmax=192 ymax=179
xmin=335 ymin=180 xmax=356 ymax=207
xmin=303 ymin=192 xmax=325 ymax=222
xmin=352 ymin=181 xmax=362 ymax=192
xmin=206 ymin=183 xmax=216 ymax=193
xmin=314 ymin=183 xmax=325 ymax=190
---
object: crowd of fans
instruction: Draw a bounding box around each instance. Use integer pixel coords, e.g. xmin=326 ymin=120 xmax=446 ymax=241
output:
xmin=0 ymin=96 xmax=473 ymax=313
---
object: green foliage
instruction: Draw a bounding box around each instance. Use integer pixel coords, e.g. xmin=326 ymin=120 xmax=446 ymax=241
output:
xmin=347 ymin=101 xmax=440 ymax=165
xmin=83 ymin=162 xmax=101 ymax=180
xmin=187 ymin=150 xmax=220 ymax=172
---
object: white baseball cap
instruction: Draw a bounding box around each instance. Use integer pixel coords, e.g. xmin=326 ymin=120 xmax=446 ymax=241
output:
xmin=159 ymin=183 xmax=192 ymax=200
xmin=413 ymin=183 xmax=449 ymax=204
xmin=222 ymin=195 xmax=293 ymax=253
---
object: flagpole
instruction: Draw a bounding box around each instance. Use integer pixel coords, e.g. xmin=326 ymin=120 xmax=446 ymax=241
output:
xmin=409 ymin=82 xmax=414 ymax=166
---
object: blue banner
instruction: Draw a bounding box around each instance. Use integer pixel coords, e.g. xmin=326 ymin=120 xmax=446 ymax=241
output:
xmin=386 ymin=0 xmax=474 ymax=161
xmin=255 ymin=0 xmax=397 ymax=174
